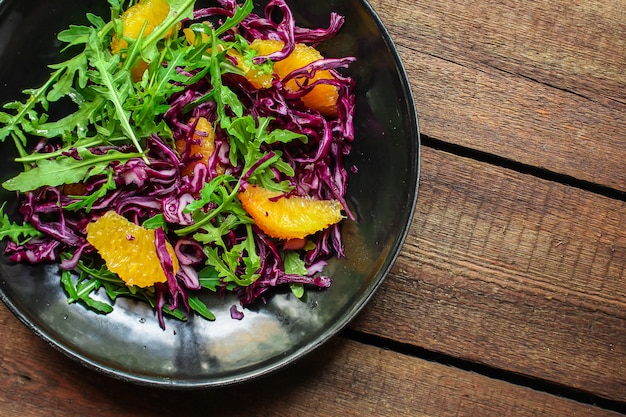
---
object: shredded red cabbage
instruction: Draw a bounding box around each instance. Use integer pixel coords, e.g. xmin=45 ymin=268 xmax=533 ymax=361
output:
xmin=3 ymin=0 xmax=356 ymax=329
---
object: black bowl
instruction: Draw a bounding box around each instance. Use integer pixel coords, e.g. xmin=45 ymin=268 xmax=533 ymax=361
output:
xmin=0 ymin=0 xmax=419 ymax=387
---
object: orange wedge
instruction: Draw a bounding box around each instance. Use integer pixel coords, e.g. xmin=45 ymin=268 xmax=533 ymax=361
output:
xmin=86 ymin=211 xmax=179 ymax=288
xmin=175 ymin=117 xmax=220 ymax=177
xmin=110 ymin=0 xmax=174 ymax=81
xmin=239 ymin=185 xmax=343 ymax=240
xmin=250 ymin=39 xmax=340 ymax=116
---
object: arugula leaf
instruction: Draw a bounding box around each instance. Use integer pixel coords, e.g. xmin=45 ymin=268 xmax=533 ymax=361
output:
xmin=284 ymin=250 xmax=310 ymax=299
xmin=63 ymin=170 xmax=116 ymax=212
xmin=62 ymin=269 xmax=114 ymax=314
xmin=188 ymin=296 xmax=216 ymax=321
xmin=0 ymin=202 xmax=42 ymax=244
xmin=85 ymin=30 xmax=146 ymax=158
xmin=192 ymin=214 xmax=245 ymax=248
xmin=57 ymin=24 xmax=93 ymax=49
xmin=0 ymin=72 xmax=63 ymax=147
xmin=284 ymin=251 xmax=308 ymax=276
xmin=30 ymin=96 xmax=106 ymax=140
xmin=106 ymin=0 xmax=122 ymax=13
xmin=85 ymin=13 xmax=108 ymax=31
xmin=290 ymin=284 xmax=305 ymax=299
xmin=142 ymin=214 xmax=168 ymax=230
xmin=198 ymin=265 xmax=222 ymax=291
xmin=14 ymin=137 xmax=106 ymax=163
xmin=225 ymin=115 xmax=303 ymax=190
xmin=184 ymin=175 xmax=237 ymax=213
xmin=230 ymin=34 xmax=274 ymax=77
xmin=66 ymin=259 xmax=143 ymax=313
xmin=176 ymin=178 xmax=246 ymax=236
xmin=61 ymin=270 xmax=79 ymax=300
xmin=200 ymin=223 xmax=261 ymax=287
xmin=208 ymin=30 xmax=244 ymax=127
xmin=126 ymin=40 xmax=191 ymax=133
xmin=46 ymin=54 xmax=89 ymax=101
xmin=204 ymin=246 xmax=252 ymax=287
xmin=162 ymin=306 xmax=189 ymax=321
xmin=101 ymin=281 xmax=137 ymax=303
xmin=215 ymin=0 xmax=254 ymax=36
xmin=80 ymin=291 xmax=115 ymax=314
xmin=2 ymin=148 xmax=143 ymax=192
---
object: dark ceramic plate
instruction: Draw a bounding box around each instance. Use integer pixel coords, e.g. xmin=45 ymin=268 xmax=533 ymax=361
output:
xmin=0 ymin=0 xmax=419 ymax=388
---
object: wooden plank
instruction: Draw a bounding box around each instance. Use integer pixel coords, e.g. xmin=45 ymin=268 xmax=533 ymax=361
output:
xmin=350 ymin=146 xmax=626 ymax=401
xmin=0 ymin=304 xmax=621 ymax=417
xmin=371 ymin=0 xmax=626 ymax=102
xmin=367 ymin=0 xmax=626 ymax=191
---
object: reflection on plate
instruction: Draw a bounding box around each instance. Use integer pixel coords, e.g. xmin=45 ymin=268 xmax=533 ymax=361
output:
xmin=0 ymin=0 xmax=419 ymax=387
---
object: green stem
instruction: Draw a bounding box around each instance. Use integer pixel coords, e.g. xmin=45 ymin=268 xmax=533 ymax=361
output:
xmin=75 ymin=262 xmax=124 ymax=286
xmin=175 ymin=182 xmax=242 ymax=236
xmin=5 ymin=68 xmax=64 ymax=144
xmin=141 ymin=0 xmax=197 ymax=48
xmin=14 ymin=138 xmax=104 ymax=162
xmin=72 ymin=151 xmax=145 ymax=171
xmin=90 ymin=48 xmax=148 ymax=163
xmin=11 ymin=132 xmax=29 ymax=161
xmin=32 ymin=95 xmax=106 ymax=139
xmin=74 ymin=279 xmax=100 ymax=300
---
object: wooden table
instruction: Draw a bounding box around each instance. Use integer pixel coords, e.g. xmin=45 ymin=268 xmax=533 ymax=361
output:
xmin=1 ymin=0 xmax=625 ymax=415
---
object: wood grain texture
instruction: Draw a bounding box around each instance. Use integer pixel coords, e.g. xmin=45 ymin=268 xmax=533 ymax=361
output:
xmin=351 ymin=146 xmax=626 ymax=401
xmin=368 ymin=0 xmax=626 ymax=191
xmin=0 ymin=304 xmax=621 ymax=417
xmin=1 ymin=0 xmax=625 ymax=415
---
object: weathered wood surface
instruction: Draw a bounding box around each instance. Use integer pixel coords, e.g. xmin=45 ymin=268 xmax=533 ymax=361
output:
xmin=351 ymin=147 xmax=626 ymax=401
xmin=369 ymin=0 xmax=626 ymax=191
xmin=0 ymin=306 xmax=622 ymax=417
xmin=1 ymin=0 xmax=625 ymax=415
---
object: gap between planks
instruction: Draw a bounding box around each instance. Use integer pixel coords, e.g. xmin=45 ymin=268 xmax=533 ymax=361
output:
xmin=341 ymin=327 xmax=626 ymax=415
xmin=420 ymin=134 xmax=626 ymax=203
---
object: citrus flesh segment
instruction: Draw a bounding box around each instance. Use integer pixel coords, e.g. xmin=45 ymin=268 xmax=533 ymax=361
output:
xmin=183 ymin=27 xmax=209 ymax=46
xmin=86 ymin=211 xmax=179 ymax=288
xmin=175 ymin=117 xmax=218 ymax=177
xmin=238 ymin=49 xmax=275 ymax=89
xmin=249 ymin=40 xmax=339 ymax=116
xmin=110 ymin=0 xmax=172 ymax=81
xmin=239 ymin=185 xmax=344 ymax=240
xmin=181 ymin=30 xmax=274 ymax=89
xmin=110 ymin=0 xmax=171 ymax=54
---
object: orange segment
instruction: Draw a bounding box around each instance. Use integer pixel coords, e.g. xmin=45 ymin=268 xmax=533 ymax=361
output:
xmin=110 ymin=0 xmax=172 ymax=54
xmin=238 ymin=50 xmax=275 ymax=89
xmin=249 ymin=39 xmax=284 ymax=56
xmin=183 ymin=33 xmax=275 ymax=89
xmin=244 ymin=39 xmax=285 ymax=89
xmin=130 ymin=60 xmax=150 ymax=82
xmin=250 ymin=40 xmax=339 ymax=116
xmin=183 ymin=27 xmax=209 ymax=46
xmin=86 ymin=211 xmax=179 ymax=288
xmin=62 ymin=182 xmax=87 ymax=196
xmin=239 ymin=185 xmax=344 ymax=240
xmin=110 ymin=0 xmax=173 ymax=81
xmin=175 ymin=117 xmax=220 ymax=177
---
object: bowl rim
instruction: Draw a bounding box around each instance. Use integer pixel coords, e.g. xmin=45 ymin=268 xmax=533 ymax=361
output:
xmin=0 ymin=0 xmax=421 ymax=388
